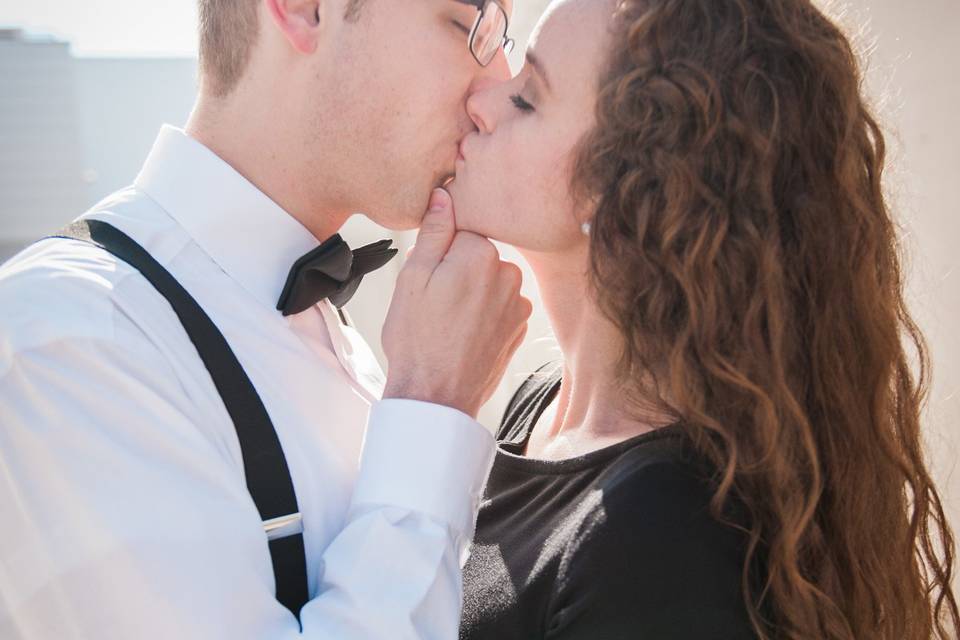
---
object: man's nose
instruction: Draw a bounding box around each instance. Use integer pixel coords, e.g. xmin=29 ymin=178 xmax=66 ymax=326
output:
xmin=480 ymin=49 xmax=512 ymax=83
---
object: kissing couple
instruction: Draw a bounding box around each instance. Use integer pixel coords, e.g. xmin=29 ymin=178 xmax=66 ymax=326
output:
xmin=1 ymin=0 xmax=956 ymax=639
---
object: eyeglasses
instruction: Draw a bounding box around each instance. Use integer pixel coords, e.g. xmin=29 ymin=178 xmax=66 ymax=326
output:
xmin=468 ymin=0 xmax=515 ymax=67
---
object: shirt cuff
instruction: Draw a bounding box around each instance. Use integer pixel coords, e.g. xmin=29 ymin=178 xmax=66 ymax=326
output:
xmin=350 ymin=399 xmax=496 ymax=538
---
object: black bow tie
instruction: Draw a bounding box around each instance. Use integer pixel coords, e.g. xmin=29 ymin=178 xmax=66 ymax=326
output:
xmin=276 ymin=234 xmax=398 ymax=316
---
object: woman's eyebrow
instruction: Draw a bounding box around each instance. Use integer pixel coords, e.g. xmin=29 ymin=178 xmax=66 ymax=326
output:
xmin=526 ymin=51 xmax=552 ymax=92
xmin=452 ymin=0 xmax=484 ymax=9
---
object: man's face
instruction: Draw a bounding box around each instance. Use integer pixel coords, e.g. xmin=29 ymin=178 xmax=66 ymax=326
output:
xmin=318 ymin=0 xmax=513 ymax=230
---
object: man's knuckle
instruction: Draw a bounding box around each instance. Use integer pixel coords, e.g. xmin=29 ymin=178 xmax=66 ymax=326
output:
xmin=519 ymin=297 xmax=534 ymax=318
xmin=502 ymin=263 xmax=522 ymax=290
xmin=480 ymin=241 xmax=499 ymax=263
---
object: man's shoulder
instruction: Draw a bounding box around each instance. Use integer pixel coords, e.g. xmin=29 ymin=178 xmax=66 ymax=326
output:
xmin=0 ymin=235 xmax=140 ymax=352
xmin=0 ymin=188 xmax=177 ymax=358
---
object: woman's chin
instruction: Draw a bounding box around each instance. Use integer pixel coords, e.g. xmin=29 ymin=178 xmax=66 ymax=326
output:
xmin=446 ymin=179 xmax=486 ymax=235
xmin=447 ymin=175 xmax=532 ymax=248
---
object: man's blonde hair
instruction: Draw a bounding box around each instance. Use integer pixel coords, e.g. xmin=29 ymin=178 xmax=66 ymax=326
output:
xmin=197 ymin=0 xmax=367 ymax=98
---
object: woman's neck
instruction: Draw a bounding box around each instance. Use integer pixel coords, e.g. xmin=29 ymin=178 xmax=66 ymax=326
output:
xmin=521 ymin=246 xmax=675 ymax=460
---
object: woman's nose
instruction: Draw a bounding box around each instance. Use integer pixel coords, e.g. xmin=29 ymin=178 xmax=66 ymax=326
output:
xmin=467 ymin=51 xmax=513 ymax=134
xmin=466 ymin=81 xmax=495 ymax=134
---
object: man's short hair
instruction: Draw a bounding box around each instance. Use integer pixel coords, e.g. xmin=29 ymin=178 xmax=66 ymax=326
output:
xmin=198 ymin=0 xmax=368 ymax=98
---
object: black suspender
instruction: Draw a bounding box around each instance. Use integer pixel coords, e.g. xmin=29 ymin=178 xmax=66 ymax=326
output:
xmin=49 ymin=219 xmax=310 ymax=620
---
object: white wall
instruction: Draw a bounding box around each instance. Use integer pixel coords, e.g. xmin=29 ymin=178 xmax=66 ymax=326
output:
xmin=74 ymin=57 xmax=197 ymax=198
xmin=0 ymin=32 xmax=197 ymax=261
xmin=0 ymin=34 xmax=88 ymax=252
xmin=852 ymin=0 xmax=960 ymax=597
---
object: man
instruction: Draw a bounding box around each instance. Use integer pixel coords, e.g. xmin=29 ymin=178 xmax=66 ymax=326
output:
xmin=0 ymin=0 xmax=528 ymax=638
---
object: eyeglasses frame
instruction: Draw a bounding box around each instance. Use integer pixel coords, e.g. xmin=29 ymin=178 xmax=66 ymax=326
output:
xmin=467 ymin=0 xmax=515 ymax=67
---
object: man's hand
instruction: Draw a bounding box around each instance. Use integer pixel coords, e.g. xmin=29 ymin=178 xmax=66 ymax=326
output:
xmin=382 ymin=188 xmax=532 ymax=418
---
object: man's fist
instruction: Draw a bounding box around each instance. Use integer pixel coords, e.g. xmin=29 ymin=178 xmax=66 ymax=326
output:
xmin=382 ymin=188 xmax=532 ymax=418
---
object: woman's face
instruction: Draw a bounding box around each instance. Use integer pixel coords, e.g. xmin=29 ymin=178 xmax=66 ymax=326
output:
xmin=447 ymin=0 xmax=614 ymax=253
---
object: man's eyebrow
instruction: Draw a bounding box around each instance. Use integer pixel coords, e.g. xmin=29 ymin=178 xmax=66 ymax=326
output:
xmin=526 ymin=51 xmax=552 ymax=92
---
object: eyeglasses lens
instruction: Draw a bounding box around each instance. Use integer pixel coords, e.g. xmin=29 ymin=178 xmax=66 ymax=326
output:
xmin=471 ymin=3 xmax=508 ymax=66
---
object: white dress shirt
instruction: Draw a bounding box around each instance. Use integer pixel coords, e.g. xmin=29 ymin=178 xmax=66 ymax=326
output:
xmin=0 ymin=126 xmax=495 ymax=639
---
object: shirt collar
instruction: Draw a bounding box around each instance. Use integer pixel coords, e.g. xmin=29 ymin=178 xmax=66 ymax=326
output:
xmin=134 ymin=125 xmax=320 ymax=311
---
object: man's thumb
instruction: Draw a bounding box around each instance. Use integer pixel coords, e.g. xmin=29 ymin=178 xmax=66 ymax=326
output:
xmin=409 ymin=188 xmax=455 ymax=267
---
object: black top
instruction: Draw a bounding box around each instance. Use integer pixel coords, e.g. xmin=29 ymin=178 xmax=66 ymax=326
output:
xmin=460 ymin=364 xmax=759 ymax=639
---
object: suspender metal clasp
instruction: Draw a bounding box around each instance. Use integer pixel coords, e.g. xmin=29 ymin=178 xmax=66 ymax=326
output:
xmin=263 ymin=513 xmax=303 ymax=541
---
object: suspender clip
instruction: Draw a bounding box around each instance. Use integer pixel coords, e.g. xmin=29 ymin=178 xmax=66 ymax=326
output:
xmin=263 ymin=513 xmax=303 ymax=541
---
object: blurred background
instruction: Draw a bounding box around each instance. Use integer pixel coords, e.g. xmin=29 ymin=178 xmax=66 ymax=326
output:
xmin=1 ymin=0 xmax=958 ymax=590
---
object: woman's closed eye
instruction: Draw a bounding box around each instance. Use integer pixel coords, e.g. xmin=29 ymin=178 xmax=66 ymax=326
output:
xmin=510 ymin=94 xmax=535 ymax=113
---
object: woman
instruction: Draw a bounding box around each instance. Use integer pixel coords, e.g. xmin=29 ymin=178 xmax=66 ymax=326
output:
xmin=448 ymin=0 xmax=958 ymax=638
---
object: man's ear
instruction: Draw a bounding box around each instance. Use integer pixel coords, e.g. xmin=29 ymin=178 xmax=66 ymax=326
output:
xmin=264 ymin=0 xmax=323 ymax=54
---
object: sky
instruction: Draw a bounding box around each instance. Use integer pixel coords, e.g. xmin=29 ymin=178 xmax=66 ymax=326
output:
xmin=0 ymin=0 xmax=200 ymax=56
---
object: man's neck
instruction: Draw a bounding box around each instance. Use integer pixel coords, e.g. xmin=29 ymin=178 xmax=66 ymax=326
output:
xmin=184 ymin=94 xmax=350 ymax=244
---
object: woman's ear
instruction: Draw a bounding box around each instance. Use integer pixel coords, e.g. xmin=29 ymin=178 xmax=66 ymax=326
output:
xmin=264 ymin=0 xmax=323 ymax=54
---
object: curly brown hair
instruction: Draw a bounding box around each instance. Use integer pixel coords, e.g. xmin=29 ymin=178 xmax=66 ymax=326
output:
xmin=573 ymin=0 xmax=958 ymax=637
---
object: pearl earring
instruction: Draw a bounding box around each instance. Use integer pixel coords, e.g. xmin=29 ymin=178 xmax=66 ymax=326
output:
xmin=581 ymin=221 xmax=592 ymax=236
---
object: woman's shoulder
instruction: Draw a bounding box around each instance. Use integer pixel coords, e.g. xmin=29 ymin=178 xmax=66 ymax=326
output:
xmin=550 ymin=448 xmax=758 ymax=637
xmin=585 ymin=441 xmax=750 ymax=559
xmin=575 ymin=445 xmax=748 ymax=567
